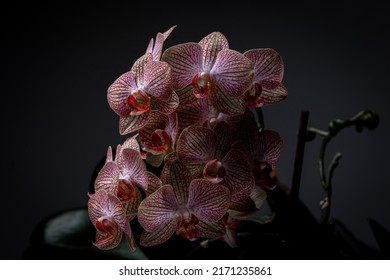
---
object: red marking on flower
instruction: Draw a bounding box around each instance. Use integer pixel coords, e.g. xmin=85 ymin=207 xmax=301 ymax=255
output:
xmin=245 ymin=82 xmax=264 ymax=108
xmin=95 ymin=216 xmax=118 ymax=236
xmin=192 ymin=72 xmax=214 ymax=98
xmin=176 ymin=213 xmax=199 ymax=241
xmin=127 ymin=89 xmax=151 ymax=115
xmin=252 ymin=161 xmax=276 ymax=190
xmin=151 ymin=129 xmax=171 ymax=153
xmin=203 ymin=159 xmax=226 ymax=183
xmin=116 ymin=179 xmax=136 ymax=202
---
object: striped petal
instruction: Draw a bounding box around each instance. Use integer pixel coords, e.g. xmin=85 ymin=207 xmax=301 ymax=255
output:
xmin=255 ymin=130 xmax=283 ymax=166
xmin=121 ymin=137 xmax=140 ymax=153
xmin=88 ymin=190 xmax=125 ymax=226
xmin=199 ymin=32 xmax=229 ymax=72
xmin=145 ymin=152 xmax=166 ymax=167
xmin=176 ymin=98 xmax=209 ymax=135
xmin=119 ymin=148 xmax=148 ymax=190
xmin=177 ymin=126 xmax=216 ymax=165
xmin=139 ymin=111 xmax=169 ymax=153
xmin=130 ymin=53 xmax=153 ymax=86
xmin=214 ymin=121 xmax=232 ymax=160
xmin=144 ymin=61 xmax=172 ymax=100
xmin=152 ymin=90 xmax=179 ymax=115
xmin=229 ymin=188 xmax=267 ymax=218
xmin=119 ymin=110 xmax=151 ymax=135
xmin=209 ymin=86 xmax=247 ymax=115
xmin=150 ymin=25 xmax=176 ymax=61
xmin=221 ymin=149 xmax=254 ymax=202
xmin=162 ymin=42 xmax=203 ymax=90
xmin=261 ymin=83 xmax=288 ymax=105
xmin=107 ymin=71 xmax=137 ymax=116
xmin=139 ymin=218 xmax=177 ymax=247
xmin=94 ymin=161 xmax=120 ymax=192
xmin=187 ymin=179 xmax=230 ymax=222
xmin=138 ymin=185 xmax=178 ymax=232
xmin=145 ymin=171 xmax=162 ymax=197
xmin=244 ymin=48 xmax=284 ymax=85
xmin=160 ymin=157 xmax=192 ymax=205
xmin=197 ymin=219 xmax=226 ymax=238
xmin=93 ymin=228 xmax=122 ymax=250
xmin=212 ymin=49 xmax=253 ymax=97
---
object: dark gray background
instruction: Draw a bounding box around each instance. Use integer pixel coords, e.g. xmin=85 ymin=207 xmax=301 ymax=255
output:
xmin=1 ymin=2 xmax=389 ymax=259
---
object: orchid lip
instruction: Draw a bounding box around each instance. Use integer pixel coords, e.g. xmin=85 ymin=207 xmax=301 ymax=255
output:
xmin=192 ymin=72 xmax=214 ymax=98
xmin=116 ymin=179 xmax=136 ymax=202
xmin=245 ymin=82 xmax=264 ymax=108
xmin=203 ymin=159 xmax=226 ymax=183
xmin=127 ymin=89 xmax=151 ymax=115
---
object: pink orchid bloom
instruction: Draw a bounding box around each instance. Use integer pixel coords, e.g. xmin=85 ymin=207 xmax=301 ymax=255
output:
xmin=177 ymin=122 xmax=254 ymax=202
xmin=233 ymin=116 xmax=283 ymax=190
xmin=243 ymin=48 xmax=287 ymax=107
xmin=88 ymin=190 xmax=135 ymax=251
xmin=162 ymin=32 xmax=253 ymax=115
xmin=138 ymin=111 xmax=178 ymax=167
xmin=137 ymin=157 xmax=230 ymax=246
xmin=107 ymin=27 xmax=179 ymax=135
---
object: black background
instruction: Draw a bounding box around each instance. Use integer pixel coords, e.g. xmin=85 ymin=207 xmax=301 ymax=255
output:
xmin=1 ymin=2 xmax=389 ymax=259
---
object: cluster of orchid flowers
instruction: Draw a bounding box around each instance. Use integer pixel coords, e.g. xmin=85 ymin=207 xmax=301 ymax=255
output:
xmin=88 ymin=26 xmax=288 ymax=252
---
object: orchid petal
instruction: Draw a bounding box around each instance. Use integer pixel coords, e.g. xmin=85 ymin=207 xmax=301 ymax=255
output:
xmin=139 ymin=111 xmax=169 ymax=153
xmin=162 ymin=42 xmax=203 ymax=90
xmin=150 ymin=25 xmax=176 ymax=61
xmin=131 ymin=53 xmax=153 ymax=86
xmin=212 ymin=49 xmax=253 ymax=97
xmin=145 ymin=152 xmax=166 ymax=167
xmin=139 ymin=218 xmax=177 ymax=247
xmin=119 ymin=110 xmax=151 ymax=135
xmin=214 ymin=121 xmax=232 ymax=160
xmin=138 ymin=185 xmax=178 ymax=232
xmin=221 ymin=149 xmax=254 ymax=202
xmin=229 ymin=188 xmax=267 ymax=218
xmin=244 ymin=48 xmax=284 ymax=84
xmin=144 ymin=61 xmax=172 ymax=100
xmin=261 ymin=83 xmax=288 ymax=105
xmin=255 ymin=130 xmax=283 ymax=166
xmin=177 ymin=126 xmax=216 ymax=164
xmin=88 ymin=190 xmax=126 ymax=227
xmin=188 ymin=179 xmax=230 ymax=222
xmin=121 ymin=137 xmax=140 ymax=152
xmin=209 ymin=86 xmax=247 ymax=115
xmin=107 ymin=71 xmax=137 ymax=116
xmin=145 ymin=171 xmax=162 ymax=197
xmin=176 ymin=98 xmax=208 ymax=135
xmin=93 ymin=229 xmax=122 ymax=250
xmin=94 ymin=161 xmax=120 ymax=192
xmin=161 ymin=157 xmax=192 ymax=205
xmin=105 ymin=146 xmax=113 ymax=163
xmin=197 ymin=219 xmax=226 ymax=238
xmin=119 ymin=148 xmax=148 ymax=190
xmin=121 ymin=186 xmax=143 ymax=221
xmin=176 ymin=84 xmax=196 ymax=104
xmin=123 ymin=222 xmax=137 ymax=252
xmin=152 ymin=90 xmax=179 ymax=114
xmin=199 ymin=32 xmax=229 ymax=71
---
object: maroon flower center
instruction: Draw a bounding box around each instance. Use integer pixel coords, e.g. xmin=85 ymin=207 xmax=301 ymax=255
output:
xmin=245 ymin=82 xmax=264 ymax=108
xmin=116 ymin=179 xmax=136 ymax=202
xmin=148 ymin=129 xmax=171 ymax=154
xmin=96 ymin=216 xmax=118 ymax=236
xmin=192 ymin=71 xmax=214 ymax=98
xmin=203 ymin=159 xmax=226 ymax=183
xmin=127 ymin=89 xmax=151 ymax=115
xmin=252 ymin=161 xmax=276 ymax=190
xmin=176 ymin=213 xmax=199 ymax=241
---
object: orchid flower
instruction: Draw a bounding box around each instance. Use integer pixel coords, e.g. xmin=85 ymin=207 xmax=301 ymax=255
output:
xmin=137 ymin=157 xmax=230 ymax=246
xmin=243 ymin=48 xmax=288 ymax=107
xmin=162 ymin=32 xmax=253 ymax=115
xmin=107 ymin=26 xmax=179 ymax=135
xmin=177 ymin=122 xmax=254 ymax=202
xmin=88 ymin=190 xmax=135 ymax=251
xmin=138 ymin=111 xmax=178 ymax=167
xmin=234 ymin=115 xmax=283 ymax=190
